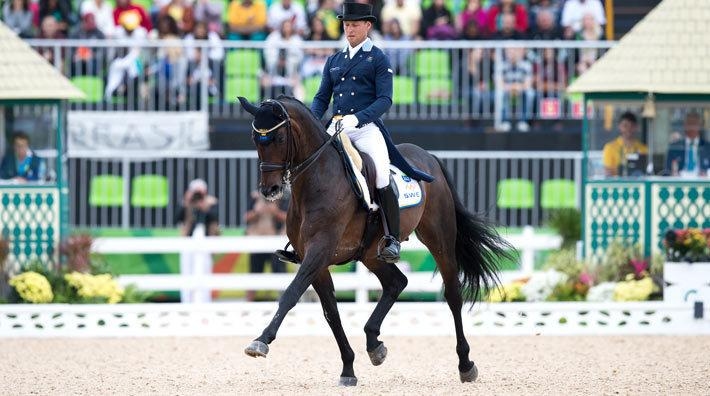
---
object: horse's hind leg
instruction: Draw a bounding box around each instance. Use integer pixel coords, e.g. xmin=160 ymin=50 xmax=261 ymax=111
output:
xmin=416 ymin=226 xmax=478 ymax=382
xmin=361 ymin=259 xmax=408 ymax=366
xmin=311 ymin=268 xmax=357 ymax=386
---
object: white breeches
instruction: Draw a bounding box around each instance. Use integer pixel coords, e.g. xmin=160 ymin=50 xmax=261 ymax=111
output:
xmin=327 ymin=121 xmax=391 ymax=188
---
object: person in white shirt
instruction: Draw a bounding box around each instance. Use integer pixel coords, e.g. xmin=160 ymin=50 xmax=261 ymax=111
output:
xmin=80 ymin=0 xmax=115 ymax=37
xmin=380 ymin=0 xmax=421 ymax=38
xmin=560 ymin=0 xmax=605 ymax=33
xmin=267 ymin=0 xmax=308 ymax=36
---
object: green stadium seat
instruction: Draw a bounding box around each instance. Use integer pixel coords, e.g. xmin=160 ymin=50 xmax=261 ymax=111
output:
xmin=71 ymin=76 xmax=104 ymax=103
xmin=225 ymin=49 xmax=262 ymax=77
xmin=89 ymin=175 xmax=124 ymax=207
xmin=225 ymin=76 xmax=261 ymax=103
xmin=497 ymin=179 xmax=534 ymax=209
xmin=420 ymin=0 xmax=461 ymax=14
xmin=131 ymin=175 xmax=169 ymax=208
xmin=392 ymin=76 xmax=415 ymax=105
xmin=302 ymin=76 xmax=322 ymax=103
xmin=417 ymin=77 xmax=451 ymax=104
xmin=415 ymin=50 xmax=450 ymax=77
xmin=541 ymin=179 xmax=577 ymax=209
xmin=132 ymin=0 xmax=153 ymax=11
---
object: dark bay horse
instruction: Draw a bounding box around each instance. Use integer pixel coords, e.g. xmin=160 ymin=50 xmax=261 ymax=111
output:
xmin=238 ymin=96 xmax=512 ymax=386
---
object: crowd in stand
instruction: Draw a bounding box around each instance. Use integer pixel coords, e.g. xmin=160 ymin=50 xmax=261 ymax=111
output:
xmin=2 ymin=0 xmax=610 ymax=130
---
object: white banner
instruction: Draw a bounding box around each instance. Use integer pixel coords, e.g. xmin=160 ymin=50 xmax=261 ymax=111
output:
xmin=68 ymin=111 xmax=209 ymax=152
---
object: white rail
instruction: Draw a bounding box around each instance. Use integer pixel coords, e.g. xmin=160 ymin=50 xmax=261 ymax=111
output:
xmin=96 ymin=228 xmax=561 ymax=303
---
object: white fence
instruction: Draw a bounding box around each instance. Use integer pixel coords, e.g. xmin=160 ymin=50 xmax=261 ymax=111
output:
xmin=96 ymin=226 xmax=561 ymax=304
xmin=1 ymin=301 xmax=707 ymax=338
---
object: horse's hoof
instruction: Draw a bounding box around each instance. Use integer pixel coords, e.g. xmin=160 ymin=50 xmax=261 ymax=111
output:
xmin=338 ymin=376 xmax=358 ymax=386
xmin=459 ymin=363 xmax=478 ymax=383
xmin=368 ymin=343 xmax=388 ymax=366
xmin=244 ymin=340 xmax=269 ymax=358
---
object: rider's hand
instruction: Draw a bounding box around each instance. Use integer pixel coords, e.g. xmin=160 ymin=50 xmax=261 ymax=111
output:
xmin=341 ymin=114 xmax=359 ymax=129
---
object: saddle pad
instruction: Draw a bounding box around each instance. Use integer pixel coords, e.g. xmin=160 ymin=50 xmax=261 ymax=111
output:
xmin=390 ymin=165 xmax=423 ymax=208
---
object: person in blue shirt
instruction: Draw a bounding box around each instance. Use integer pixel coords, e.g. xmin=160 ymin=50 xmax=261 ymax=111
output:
xmin=665 ymin=112 xmax=709 ymax=176
xmin=0 ymin=132 xmax=46 ymax=182
xmin=310 ymin=1 xmax=432 ymax=263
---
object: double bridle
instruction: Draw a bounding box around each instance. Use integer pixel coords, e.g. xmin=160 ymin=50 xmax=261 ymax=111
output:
xmin=251 ymin=99 xmax=345 ymax=185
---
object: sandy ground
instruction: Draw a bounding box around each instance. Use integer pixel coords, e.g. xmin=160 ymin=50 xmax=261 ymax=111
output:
xmin=1 ymin=336 xmax=709 ymax=395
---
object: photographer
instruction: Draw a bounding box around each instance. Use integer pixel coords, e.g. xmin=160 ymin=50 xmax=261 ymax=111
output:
xmin=175 ymin=179 xmax=220 ymax=303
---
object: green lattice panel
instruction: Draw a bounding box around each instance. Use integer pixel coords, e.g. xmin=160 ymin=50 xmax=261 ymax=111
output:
xmin=651 ymin=183 xmax=710 ymax=254
xmin=584 ymin=182 xmax=645 ymax=264
xmin=0 ymin=188 xmax=60 ymax=273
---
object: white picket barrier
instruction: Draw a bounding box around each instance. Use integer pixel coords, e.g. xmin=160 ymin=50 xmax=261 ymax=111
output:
xmin=95 ymin=227 xmax=561 ymax=303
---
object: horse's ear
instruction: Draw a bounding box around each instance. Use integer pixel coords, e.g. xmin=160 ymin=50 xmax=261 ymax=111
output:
xmin=238 ymin=97 xmax=259 ymax=116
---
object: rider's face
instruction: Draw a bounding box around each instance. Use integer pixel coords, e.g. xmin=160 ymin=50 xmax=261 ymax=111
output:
xmin=343 ymin=20 xmax=371 ymax=48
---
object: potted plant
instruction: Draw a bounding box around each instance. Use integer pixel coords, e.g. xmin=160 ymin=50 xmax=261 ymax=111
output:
xmin=663 ymin=229 xmax=710 ymax=303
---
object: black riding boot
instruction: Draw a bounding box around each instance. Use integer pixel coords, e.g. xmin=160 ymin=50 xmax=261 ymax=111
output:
xmin=376 ymin=185 xmax=400 ymax=263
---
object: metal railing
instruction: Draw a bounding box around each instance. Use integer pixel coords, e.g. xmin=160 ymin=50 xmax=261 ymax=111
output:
xmin=67 ymin=150 xmax=584 ymax=229
xmin=27 ymin=39 xmax=614 ymax=122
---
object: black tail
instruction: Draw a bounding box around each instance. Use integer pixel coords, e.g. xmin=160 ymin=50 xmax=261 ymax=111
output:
xmin=434 ymin=156 xmax=516 ymax=304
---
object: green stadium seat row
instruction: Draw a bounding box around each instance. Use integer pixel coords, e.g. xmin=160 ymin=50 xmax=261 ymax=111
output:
xmin=90 ymin=174 xmax=169 ymax=208
xmin=299 ymin=75 xmax=450 ymax=105
xmin=497 ymin=178 xmax=577 ymax=209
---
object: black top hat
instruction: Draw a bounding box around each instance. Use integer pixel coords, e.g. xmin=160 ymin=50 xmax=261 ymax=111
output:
xmin=337 ymin=2 xmax=377 ymax=23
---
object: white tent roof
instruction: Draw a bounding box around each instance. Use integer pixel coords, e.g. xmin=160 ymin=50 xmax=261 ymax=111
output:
xmin=567 ymin=0 xmax=710 ymax=94
xmin=0 ymin=22 xmax=84 ymax=100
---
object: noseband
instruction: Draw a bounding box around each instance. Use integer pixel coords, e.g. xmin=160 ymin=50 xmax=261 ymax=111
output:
xmin=251 ymin=99 xmax=345 ymax=185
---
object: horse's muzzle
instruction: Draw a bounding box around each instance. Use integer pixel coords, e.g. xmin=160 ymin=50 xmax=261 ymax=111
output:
xmin=261 ymin=185 xmax=283 ymax=201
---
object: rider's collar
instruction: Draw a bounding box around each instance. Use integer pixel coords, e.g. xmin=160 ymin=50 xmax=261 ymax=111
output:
xmin=342 ymin=37 xmax=373 ymax=53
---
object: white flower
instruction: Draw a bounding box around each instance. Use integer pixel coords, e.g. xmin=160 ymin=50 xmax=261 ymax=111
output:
xmin=586 ymin=282 xmax=617 ymax=302
xmin=521 ymin=269 xmax=568 ymax=302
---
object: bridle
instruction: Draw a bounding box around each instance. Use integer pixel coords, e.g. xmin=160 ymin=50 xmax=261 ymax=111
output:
xmin=251 ymin=99 xmax=345 ymax=185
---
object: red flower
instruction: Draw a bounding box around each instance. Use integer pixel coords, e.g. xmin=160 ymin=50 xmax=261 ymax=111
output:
xmin=630 ymin=259 xmax=648 ymax=277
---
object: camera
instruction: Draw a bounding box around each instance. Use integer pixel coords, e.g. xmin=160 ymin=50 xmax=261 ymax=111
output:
xmin=190 ymin=191 xmax=205 ymax=203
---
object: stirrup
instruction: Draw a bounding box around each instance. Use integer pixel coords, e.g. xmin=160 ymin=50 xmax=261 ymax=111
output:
xmin=275 ymin=242 xmax=300 ymax=264
xmin=377 ymin=235 xmax=400 ymax=263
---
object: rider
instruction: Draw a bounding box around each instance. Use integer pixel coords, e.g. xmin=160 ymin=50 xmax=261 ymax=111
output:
xmin=310 ymin=1 xmax=433 ymax=263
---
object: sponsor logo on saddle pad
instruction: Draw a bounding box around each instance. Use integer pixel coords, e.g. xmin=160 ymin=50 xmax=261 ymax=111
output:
xmin=390 ymin=165 xmax=423 ymax=208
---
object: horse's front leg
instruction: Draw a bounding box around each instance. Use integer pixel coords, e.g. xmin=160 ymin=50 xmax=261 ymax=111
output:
xmin=245 ymin=239 xmax=335 ymax=357
xmin=311 ymin=268 xmax=357 ymax=386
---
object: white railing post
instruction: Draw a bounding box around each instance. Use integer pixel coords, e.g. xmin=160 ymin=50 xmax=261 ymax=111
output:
xmin=520 ymin=225 xmax=536 ymax=274
xmin=355 ymin=261 xmax=369 ymax=304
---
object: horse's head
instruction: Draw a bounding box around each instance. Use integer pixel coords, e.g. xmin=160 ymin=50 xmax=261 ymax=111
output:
xmin=239 ymin=96 xmax=293 ymax=201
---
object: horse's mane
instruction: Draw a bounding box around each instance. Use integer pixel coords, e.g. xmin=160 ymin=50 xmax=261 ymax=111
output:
xmin=276 ymin=95 xmax=328 ymax=136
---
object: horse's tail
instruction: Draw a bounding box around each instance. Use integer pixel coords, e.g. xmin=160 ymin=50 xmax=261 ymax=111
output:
xmin=434 ymin=156 xmax=515 ymax=304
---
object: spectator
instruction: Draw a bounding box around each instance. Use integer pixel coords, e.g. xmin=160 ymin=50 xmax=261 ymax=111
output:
xmin=460 ymin=19 xmax=484 ymax=40
xmin=311 ymin=0 xmax=340 ymax=41
xmin=227 ymin=0 xmax=267 ymax=41
xmin=530 ymin=9 xmax=559 ymax=40
xmin=3 ymin=0 xmax=35 ymax=38
xmin=244 ymin=189 xmax=288 ymax=302
xmin=158 ymin=0 xmax=195 ymax=35
xmin=175 ymin=178 xmax=220 ymax=303
xmin=150 ymin=14 xmax=188 ymax=109
xmin=666 ymin=112 xmax=710 ymax=176
xmin=528 ymin=0 xmax=560 ymax=33
xmin=533 ymin=47 xmax=566 ymax=100
xmin=36 ymin=16 xmax=65 ymax=64
xmin=464 ymin=48 xmax=491 ymax=116
xmin=492 ymin=12 xmax=524 ymax=40
xmin=575 ymin=13 xmax=602 ymax=74
xmin=69 ymin=13 xmax=106 ymax=76
xmin=0 ymin=132 xmax=46 ymax=183
xmin=457 ymin=0 xmax=487 ymax=38
xmin=420 ymin=0 xmax=457 ymax=40
xmin=301 ymin=17 xmax=336 ymax=78
xmin=39 ymin=0 xmax=75 ymax=34
xmin=380 ymin=0 xmax=421 ymax=39
xmin=184 ymin=21 xmax=224 ymax=102
xmin=113 ymin=0 xmax=152 ymax=32
xmin=267 ymin=0 xmax=308 ymax=37
xmin=382 ymin=19 xmax=412 ymax=75
xmin=192 ymin=0 xmax=224 ymax=36
xmin=602 ymin=111 xmax=647 ymax=177
xmin=79 ymin=0 xmax=115 ymax=37
xmin=262 ymin=19 xmax=305 ymax=99
xmin=496 ymin=47 xmax=534 ymax=132
xmin=560 ymin=0 xmax=605 ymax=34
xmin=104 ymin=12 xmax=148 ymax=100
xmin=487 ymin=0 xmax=528 ymax=37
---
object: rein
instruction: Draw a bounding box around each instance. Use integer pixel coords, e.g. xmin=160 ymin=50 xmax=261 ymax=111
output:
xmin=252 ymin=99 xmax=346 ymax=184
